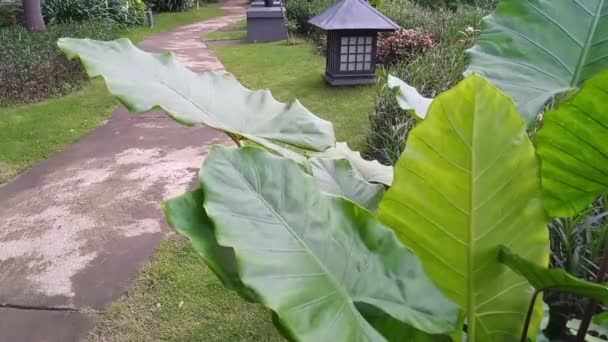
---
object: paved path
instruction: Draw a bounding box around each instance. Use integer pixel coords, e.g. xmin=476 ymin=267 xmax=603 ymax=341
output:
xmin=0 ymin=1 xmax=246 ymax=341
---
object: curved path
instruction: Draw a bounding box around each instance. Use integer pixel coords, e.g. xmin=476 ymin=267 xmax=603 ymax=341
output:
xmin=0 ymin=1 xmax=246 ymax=341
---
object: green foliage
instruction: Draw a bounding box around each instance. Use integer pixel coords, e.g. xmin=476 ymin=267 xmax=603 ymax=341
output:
xmin=58 ymin=38 xmax=336 ymax=159
xmin=386 ymin=74 xmax=432 ymax=119
xmin=377 ymin=74 xmax=550 ymax=340
xmin=167 ymin=145 xmax=460 ymax=340
xmin=536 ymin=71 xmax=608 ymax=217
xmin=467 ymin=0 xmax=608 ymax=124
xmin=0 ymin=3 xmax=18 ymax=28
xmin=59 ymin=28 xmax=608 ymax=340
xmin=410 ymin=0 xmax=495 ymax=11
xmin=0 ymin=21 xmax=122 ymax=107
xmin=499 ymin=246 xmax=608 ymax=303
xmin=309 ymin=157 xmax=386 ymax=212
xmin=365 ymin=0 xmax=485 ymax=165
xmin=40 ymin=0 xmax=146 ymax=26
xmin=147 ymin=0 xmax=196 ymax=12
xmin=284 ymin=0 xmax=334 ymax=34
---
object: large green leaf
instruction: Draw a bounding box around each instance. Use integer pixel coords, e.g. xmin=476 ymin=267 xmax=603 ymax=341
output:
xmin=162 ymin=189 xmax=256 ymax=301
xmin=387 ymin=75 xmax=433 ymax=120
xmin=309 ymin=158 xmax=385 ymax=212
xmin=312 ymin=142 xmax=394 ymax=186
xmin=536 ymin=71 xmax=608 ymax=218
xmin=499 ymin=245 xmax=608 ymax=302
xmin=467 ymin=0 xmax=608 ymax=123
xmin=57 ymin=38 xmax=335 ymax=153
xmin=377 ymin=74 xmax=550 ymax=341
xmin=201 ymin=146 xmax=460 ymax=341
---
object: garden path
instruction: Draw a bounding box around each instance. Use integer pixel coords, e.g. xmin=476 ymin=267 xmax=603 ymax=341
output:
xmin=0 ymin=1 xmax=246 ymax=340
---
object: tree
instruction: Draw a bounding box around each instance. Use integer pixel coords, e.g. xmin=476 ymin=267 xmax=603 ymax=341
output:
xmin=22 ymin=0 xmax=46 ymax=31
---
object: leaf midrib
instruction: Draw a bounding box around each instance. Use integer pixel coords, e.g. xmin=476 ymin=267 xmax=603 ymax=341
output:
xmin=571 ymin=0 xmax=606 ymax=86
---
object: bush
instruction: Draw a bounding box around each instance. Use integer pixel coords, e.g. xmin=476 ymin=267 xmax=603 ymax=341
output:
xmin=146 ymin=0 xmax=196 ymax=12
xmin=365 ymin=0 xmax=485 ymax=164
xmin=0 ymin=21 xmax=122 ymax=107
xmin=40 ymin=0 xmax=146 ymax=26
xmin=0 ymin=3 xmax=18 ymax=28
xmin=377 ymin=28 xmax=435 ymax=65
xmin=411 ymin=0 xmax=495 ymax=11
xmin=285 ymin=0 xmax=334 ymax=34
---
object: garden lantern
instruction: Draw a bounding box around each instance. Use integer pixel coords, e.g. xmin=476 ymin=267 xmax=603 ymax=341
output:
xmin=309 ymin=0 xmax=399 ymax=86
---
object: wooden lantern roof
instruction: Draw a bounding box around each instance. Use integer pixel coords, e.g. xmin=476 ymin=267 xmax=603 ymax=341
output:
xmin=308 ymin=0 xmax=399 ymax=31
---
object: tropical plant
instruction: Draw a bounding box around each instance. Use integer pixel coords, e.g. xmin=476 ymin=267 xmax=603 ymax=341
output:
xmin=145 ymin=0 xmax=195 ymax=12
xmin=466 ymin=0 xmax=608 ymax=124
xmin=58 ymin=34 xmax=608 ymax=341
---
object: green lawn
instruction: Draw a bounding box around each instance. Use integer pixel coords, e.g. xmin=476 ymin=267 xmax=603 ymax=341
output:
xmin=89 ymin=40 xmax=376 ymax=341
xmin=202 ymin=19 xmax=247 ymax=41
xmin=0 ymin=4 xmax=223 ymax=184
xmin=212 ymin=40 xmax=377 ymax=146
xmin=90 ymin=237 xmax=282 ymax=341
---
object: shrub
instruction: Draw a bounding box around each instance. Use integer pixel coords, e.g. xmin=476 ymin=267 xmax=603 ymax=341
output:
xmin=0 ymin=3 xmax=18 ymax=28
xmin=365 ymin=0 xmax=484 ymax=164
xmin=0 ymin=21 xmax=122 ymax=107
xmin=146 ymin=0 xmax=195 ymax=12
xmin=376 ymin=28 xmax=435 ymax=65
xmin=284 ymin=0 xmax=334 ymax=34
xmin=411 ymin=0 xmax=495 ymax=10
xmin=40 ymin=0 xmax=146 ymax=26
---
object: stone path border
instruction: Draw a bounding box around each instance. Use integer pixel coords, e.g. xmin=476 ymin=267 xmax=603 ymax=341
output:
xmin=0 ymin=1 xmax=246 ymax=341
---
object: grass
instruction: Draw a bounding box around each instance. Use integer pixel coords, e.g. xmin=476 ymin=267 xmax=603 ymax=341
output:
xmin=90 ymin=237 xmax=283 ymax=341
xmin=0 ymin=4 xmax=224 ymax=184
xmin=203 ymin=29 xmax=247 ymax=41
xmin=0 ymin=80 xmax=116 ymax=183
xmin=212 ymin=40 xmax=377 ymax=146
xmin=202 ymin=19 xmax=247 ymax=41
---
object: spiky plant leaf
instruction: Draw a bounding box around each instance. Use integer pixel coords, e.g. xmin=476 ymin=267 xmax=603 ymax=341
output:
xmin=57 ymin=38 xmax=335 ymax=154
xmin=377 ymin=74 xmax=550 ymax=341
xmin=467 ymin=0 xmax=608 ymax=123
xmin=200 ymin=145 xmax=460 ymax=341
xmin=536 ymin=70 xmax=608 ymax=217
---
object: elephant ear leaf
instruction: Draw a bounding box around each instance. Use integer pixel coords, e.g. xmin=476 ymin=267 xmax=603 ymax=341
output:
xmin=313 ymin=142 xmax=394 ymax=186
xmin=387 ymin=75 xmax=433 ymax=120
xmin=499 ymin=245 xmax=608 ymax=303
xmin=467 ymin=0 xmax=608 ymax=123
xmin=162 ymin=189 xmax=256 ymax=301
xmin=536 ymin=70 xmax=608 ymax=218
xmin=57 ymin=38 xmax=335 ymax=153
xmin=200 ymin=146 xmax=460 ymax=341
xmin=309 ymin=158 xmax=385 ymax=212
xmin=377 ymin=74 xmax=550 ymax=341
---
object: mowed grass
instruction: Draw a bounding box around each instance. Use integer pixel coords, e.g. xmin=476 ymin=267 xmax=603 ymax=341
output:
xmin=0 ymin=4 xmax=224 ymax=184
xmin=0 ymin=80 xmax=116 ymax=183
xmin=202 ymin=19 xmax=247 ymax=41
xmin=212 ymin=40 xmax=377 ymax=146
xmin=89 ymin=40 xmax=376 ymax=340
xmin=90 ymin=237 xmax=283 ymax=341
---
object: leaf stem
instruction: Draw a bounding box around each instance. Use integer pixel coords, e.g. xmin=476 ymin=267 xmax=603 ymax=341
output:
xmin=576 ymin=232 xmax=608 ymax=341
xmin=227 ymin=133 xmax=242 ymax=147
xmin=520 ymin=290 xmax=540 ymax=342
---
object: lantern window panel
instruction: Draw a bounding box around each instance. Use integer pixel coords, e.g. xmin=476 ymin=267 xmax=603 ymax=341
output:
xmin=338 ymin=35 xmax=375 ymax=73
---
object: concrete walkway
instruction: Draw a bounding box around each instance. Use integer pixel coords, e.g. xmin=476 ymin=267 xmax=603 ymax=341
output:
xmin=0 ymin=1 xmax=246 ymax=341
